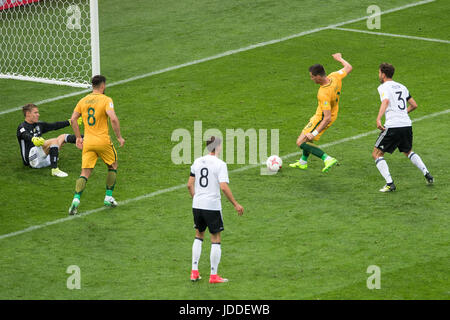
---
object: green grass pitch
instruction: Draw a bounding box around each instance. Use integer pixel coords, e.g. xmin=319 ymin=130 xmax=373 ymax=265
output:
xmin=0 ymin=0 xmax=448 ymax=299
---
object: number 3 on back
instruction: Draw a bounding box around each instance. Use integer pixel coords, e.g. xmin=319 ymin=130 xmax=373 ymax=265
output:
xmin=395 ymin=91 xmax=406 ymax=110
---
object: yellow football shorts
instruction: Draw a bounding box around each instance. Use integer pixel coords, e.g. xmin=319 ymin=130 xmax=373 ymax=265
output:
xmin=302 ymin=114 xmax=337 ymax=141
xmin=82 ymin=142 xmax=117 ymax=168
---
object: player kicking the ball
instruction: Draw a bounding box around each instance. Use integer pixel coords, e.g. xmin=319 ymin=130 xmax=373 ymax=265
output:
xmin=290 ymin=53 xmax=352 ymax=172
xmin=187 ymin=136 xmax=244 ymax=284
xmin=16 ymin=103 xmax=81 ymax=177
xmin=372 ymin=63 xmax=433 ymax=192
xmin=68 ymin=75 xmax=125 ymax=215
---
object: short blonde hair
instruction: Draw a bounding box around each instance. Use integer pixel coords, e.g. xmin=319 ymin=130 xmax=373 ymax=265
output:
xmin=22 ymin=103 xmax=38 ymax=116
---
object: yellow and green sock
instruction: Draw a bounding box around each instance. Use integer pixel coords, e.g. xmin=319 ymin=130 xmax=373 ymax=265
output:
xmin=74 ymin=176 xmax=88 ymax=200
xmin=106 ymin=169 xmax=117 ymax=197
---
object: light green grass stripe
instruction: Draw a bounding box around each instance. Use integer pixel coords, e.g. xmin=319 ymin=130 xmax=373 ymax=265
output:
xmin=0 ymin=0 xmax=435 ymax=117
xmin=0 ymin=108 xmax=448 ymax=241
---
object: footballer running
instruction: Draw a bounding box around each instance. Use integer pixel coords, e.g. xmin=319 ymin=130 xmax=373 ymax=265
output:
xmin=290 ymin=53 xmax=353 ymax=172
xmin=372 ymin=63 xmax=433 ymax=192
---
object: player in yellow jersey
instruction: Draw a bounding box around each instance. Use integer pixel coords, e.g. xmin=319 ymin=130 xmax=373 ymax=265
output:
xmin=68 ymin=75 xmax=125 ymax=215
xmin=289 ymin=53 xmax=352 ymax=172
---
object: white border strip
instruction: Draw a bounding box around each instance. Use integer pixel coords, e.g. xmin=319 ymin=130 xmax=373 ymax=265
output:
xmin=0 ymin=0 xmax=435 ymax=117
xmin=1 ymin=108 xmax=448 ymax=241
xmin=0 ymin=74 xmax=90 ymax=88
xmin=90 ymin=0 xmax=101 ymax=77
xmin=332 ymin=27 xmax=450 ymax=44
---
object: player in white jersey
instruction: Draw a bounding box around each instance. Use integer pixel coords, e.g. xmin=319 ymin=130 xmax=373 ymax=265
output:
xmin=187 ymin=136 xmax=244 ymax=283
xmin=372 ymin=63 xmax=433 ymax=192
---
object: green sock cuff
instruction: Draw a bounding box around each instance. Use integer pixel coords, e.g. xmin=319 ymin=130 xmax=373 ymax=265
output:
xmin=74 ymin=193 xmax=81 ymax=200
xmin=301 ymin=154 xmax=309 ymax=161
xmin=105 ymin=189 xmax=113 ymax=197
xmin=300 ymin=142 xmax=325 ymax=159
xmin=321 ymin=153 xmax=329 ymax=161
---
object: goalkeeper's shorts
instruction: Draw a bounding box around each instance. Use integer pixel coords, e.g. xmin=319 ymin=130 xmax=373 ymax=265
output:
xmin=82 ymin=142 xmax=117 ymax=169
xmin=29 ymin=146 xmax=51 ymax=168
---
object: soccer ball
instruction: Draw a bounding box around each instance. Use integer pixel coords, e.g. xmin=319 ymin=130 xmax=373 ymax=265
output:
xmin=266 ymin=155 xmax=282 ymax=172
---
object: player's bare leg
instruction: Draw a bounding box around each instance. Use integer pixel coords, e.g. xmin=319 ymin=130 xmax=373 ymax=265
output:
xmin=104 ymin=162 xmax=118 ymax=207
xmin=372 ymin=147 xmax=396 ymax=192
xmin=296 ymin=132 xmax=310 ymax=146
xmin=80 ymin=168 xmax=94 ymax=179
xmin=42 ymin=135 xmax=65 ymax=152
xmin=209 ymin=232 xmax=228 ymax=283
xmin=403 ymin=150 xmax=433 ymax=184
xmin=191 ymin=229 xmax=205 ymax=281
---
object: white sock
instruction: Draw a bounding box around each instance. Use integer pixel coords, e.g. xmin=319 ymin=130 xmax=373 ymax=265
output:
xmin=375 ymin=157 xmax=393 ymax=184
xmin=408 ymin=152 xmax=428 ymax=175
xmin=192 ymin=238 xmax=203 ymax=271
xmin=299 ymin=159 xmax=308 ymax=165
xmin=210 ymin=243 xmax=221 ymax=275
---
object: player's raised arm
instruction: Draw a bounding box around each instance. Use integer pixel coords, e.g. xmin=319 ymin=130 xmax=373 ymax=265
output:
xmin=40 ymin=120 xmax=71 ymax=134
xmin=332 ymin=53 xmax=353 ymax=74
xmin=106 ymin=108 xmax=125 ymax=147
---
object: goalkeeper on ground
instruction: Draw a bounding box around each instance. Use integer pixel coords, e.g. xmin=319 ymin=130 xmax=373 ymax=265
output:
xmin=16 ymin=103 xmax=81 ymax=177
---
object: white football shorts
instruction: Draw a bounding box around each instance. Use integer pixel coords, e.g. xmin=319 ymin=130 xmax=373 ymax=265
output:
xmin=29 ymin=146 xmax=51 ymax=169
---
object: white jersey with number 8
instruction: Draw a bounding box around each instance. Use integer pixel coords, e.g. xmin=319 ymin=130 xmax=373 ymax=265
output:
xmin=190 ymin=154 xmax=229 ymax=211
xmin=377 ymin=80 xmax=412 ymax=128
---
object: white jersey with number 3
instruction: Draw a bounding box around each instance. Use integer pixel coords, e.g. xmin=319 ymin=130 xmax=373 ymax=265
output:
xmin=190 ymin=154 xmax=229 ymax=211
xmin=377 ymin=80 xmax=412 ymax=128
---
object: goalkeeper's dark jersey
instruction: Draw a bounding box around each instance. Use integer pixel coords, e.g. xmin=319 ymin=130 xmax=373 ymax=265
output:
xmin=17 ymin=120 xmax=69 ymax=166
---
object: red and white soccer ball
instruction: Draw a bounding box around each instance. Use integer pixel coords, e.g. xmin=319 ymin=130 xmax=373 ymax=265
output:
xmin=266 ymin=155 xmax=282 ymax=173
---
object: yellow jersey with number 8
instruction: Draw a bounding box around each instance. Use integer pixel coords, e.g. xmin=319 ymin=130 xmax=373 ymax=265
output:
xmin=74 ymin=93 xmax=114 ymax=145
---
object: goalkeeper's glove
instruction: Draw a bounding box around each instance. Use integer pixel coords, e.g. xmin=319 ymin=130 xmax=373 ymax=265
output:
xmin=31 ymin=137 xmax=45 ymax=147
xmin=69 ymin=117 xmax=83 ymax=126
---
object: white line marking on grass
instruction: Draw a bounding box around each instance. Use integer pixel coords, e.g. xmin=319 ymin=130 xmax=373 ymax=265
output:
xmin=333 ymin=27 xmax=450 ymax=44
xmin=0 ymin=0 xmax=435 ymax=117
xmin=1 ymin=107 xmax=448 ymax=241
xmin=0 ymin=89 xmax=92 ymax=116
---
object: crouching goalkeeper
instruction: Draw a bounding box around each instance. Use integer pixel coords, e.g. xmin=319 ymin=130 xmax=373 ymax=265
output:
xmin=16 ymin=103 xmax=81 ymax=177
